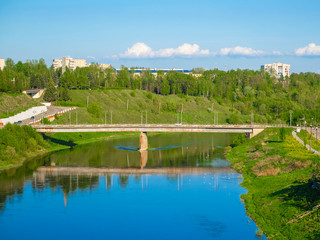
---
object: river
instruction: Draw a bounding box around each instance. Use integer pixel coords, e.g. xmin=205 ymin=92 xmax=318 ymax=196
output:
xmin=0 ymin=133 xmax=266 ymax=239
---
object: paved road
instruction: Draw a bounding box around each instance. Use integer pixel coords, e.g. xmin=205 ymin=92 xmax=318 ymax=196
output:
xmin=21 ymin=106 xmax=76 ymax=125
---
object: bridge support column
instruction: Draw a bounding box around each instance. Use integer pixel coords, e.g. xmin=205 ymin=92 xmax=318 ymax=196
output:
xmin=245 ymin=132 xmax=252 ymax=139
xmin=139 ymin=132 xmax=148 ymax=151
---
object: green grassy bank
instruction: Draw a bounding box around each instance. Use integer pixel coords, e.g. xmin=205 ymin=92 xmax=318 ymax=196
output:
xmin=0 ymin=123 xmax=137 ymax=170
xmin=226 ymin=128 xmax=320 ymax=239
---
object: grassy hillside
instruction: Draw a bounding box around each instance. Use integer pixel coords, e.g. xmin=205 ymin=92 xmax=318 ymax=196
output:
xmin=0 ymin=93 xmax=40 ymax=118
xmin=226 ymin=128 xmax=320 ymax=239
xmin=52 ymin=89 xmax=257 ymax=125
xmin=0 ymin=123 xmax=136 ymax=169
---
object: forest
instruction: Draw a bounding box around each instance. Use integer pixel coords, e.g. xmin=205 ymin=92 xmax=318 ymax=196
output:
xmin=0 ymin=58 xmax=320 ymax=125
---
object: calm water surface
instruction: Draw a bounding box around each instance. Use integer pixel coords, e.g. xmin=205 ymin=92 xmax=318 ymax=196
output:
xmin=0 ymin=133 xmax=266 ymax=239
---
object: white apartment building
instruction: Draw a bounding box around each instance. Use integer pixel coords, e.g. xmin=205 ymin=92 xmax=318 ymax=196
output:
xmin=0 ymin=58 xmax=5 ymax=70
xmin=99 ymin=64 xmax=111 ymax=70
xmin=53 ymin=57 xmax=87 ymax=73
xmin=263 ymin=62 xmax=290 ymax=79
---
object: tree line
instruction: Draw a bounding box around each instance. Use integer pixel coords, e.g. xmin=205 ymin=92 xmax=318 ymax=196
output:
xmin=1 ymin=58 xmax=320 ymax=124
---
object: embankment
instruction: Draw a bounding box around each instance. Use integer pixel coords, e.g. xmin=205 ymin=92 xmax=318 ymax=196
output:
xmin=226 ymin=128 xmax=320 ymax=239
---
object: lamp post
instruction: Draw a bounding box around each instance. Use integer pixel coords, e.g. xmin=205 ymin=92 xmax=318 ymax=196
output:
xmin=310 ymin=125 xmax=313 ymax=152
xmin=289 ymin=110 xmax=293 ymax=127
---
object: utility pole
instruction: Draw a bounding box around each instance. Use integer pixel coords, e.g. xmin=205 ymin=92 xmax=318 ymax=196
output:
xmin=251 ymin=110 xmax=254 ymax=125
xmin=181 ymin=104 xmax=183 ymax=125
xmin=290 ymin=110 xmax=293 ymax=127
xmin=145 ymin=111 xmax=147 ymax=124
xmin=86 ymin=96 xmax=89 ymax=108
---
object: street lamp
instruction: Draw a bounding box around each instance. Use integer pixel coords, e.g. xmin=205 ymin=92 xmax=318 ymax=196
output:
xmin=310 ymin=125 xmax=313 ymax=152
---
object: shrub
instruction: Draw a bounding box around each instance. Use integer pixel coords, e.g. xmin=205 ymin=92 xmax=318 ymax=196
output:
xmin=130 ymin=91 xmax=136 ymax=97
xmin=227 ymin=114 xmax=241 ymax=124
xmin=87 ymin=102 xmax=101 ymax=118
xmin=146 ymin=92 xmax=153 ymax=99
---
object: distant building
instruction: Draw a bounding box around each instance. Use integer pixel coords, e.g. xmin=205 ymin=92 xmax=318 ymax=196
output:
xmin=99 ymin=64 xmax=111 ymax=70
xmin=115 ymin=68 xmax=191 ymax=76
xmin=53 ymin=57 xmax=87 ymax=73
xmin=0 ymin=58 xmax=5 ymax=70
xmin=263 ymin=63 xmax=290 ymax=79
xmin=52 ymin=59 xmax=62 ymax=70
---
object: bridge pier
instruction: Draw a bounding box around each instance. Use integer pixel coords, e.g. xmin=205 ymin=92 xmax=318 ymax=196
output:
xmin=139 ymin=132 xmax=148 ymax=151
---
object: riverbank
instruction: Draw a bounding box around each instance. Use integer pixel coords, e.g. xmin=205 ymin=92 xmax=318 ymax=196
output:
xmin=0 ymin=124 xmax=139 ymax=170
xmin=226 ymin=127 xmax=320 ymax=239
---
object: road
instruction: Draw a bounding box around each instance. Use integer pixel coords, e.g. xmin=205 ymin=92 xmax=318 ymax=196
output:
xmin=21 ymin=106 xmax=76 ymax=125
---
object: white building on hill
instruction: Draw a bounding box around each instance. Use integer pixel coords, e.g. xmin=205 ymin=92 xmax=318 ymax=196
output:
xmin=263 ymin=62 xmax=290 ymax=79
xmin=53 ymin=57 xmax=87 ymax=73
xmin=0 ymin=58 xmax=5 ymax=70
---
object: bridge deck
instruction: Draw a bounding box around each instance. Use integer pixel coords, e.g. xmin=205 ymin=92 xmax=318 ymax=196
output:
xmin=33 ymin=124 xmax=267 ymax=133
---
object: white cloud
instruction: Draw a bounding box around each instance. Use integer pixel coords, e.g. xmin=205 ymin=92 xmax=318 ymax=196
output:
xmin=218 ymin=46 xmax=265 ymax=56
xmin=295 ymin=43 xmax=320 ymax=56
xmin=271 ymin=51 xmax=283 ymax=56
xmin=118 ymin=42 xmax=210 ymax=58
xmin=87 ymin=56 xmax=96 ymax=59
xmin=120 ymin=42 xmax=155 ymax=58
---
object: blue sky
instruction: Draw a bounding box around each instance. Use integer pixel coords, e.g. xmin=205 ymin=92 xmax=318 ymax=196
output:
xmin=0 ymin=0 xmax=320 ymax=72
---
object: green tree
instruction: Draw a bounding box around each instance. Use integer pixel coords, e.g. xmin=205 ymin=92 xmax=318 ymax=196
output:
xmin=43 ymin=79 xmax=57 ymax=102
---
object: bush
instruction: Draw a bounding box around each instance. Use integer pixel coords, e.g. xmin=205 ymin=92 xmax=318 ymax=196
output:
xmin=87 ymin=102 xmax=101 ymax=118
xmin=130 ymin=91 xmax=136 ymax=97
xmin=0 ymin=124 xmax=46 ymax=162
xmin=146 ymin=92 xmax=153 ymax=99
xmin=227 ymin=114 xmax=241 ymax=124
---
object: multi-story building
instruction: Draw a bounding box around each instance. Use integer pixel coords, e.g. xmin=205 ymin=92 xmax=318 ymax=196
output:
xmin=99 ymin=64 xmax=111 ymax=70
xmin=0 ymin=58 xmax=5 ymax=70
xmin=52 ymin=57 xmax=87 ymax=73
xmin=52 ymin=59 xmax=62 ymax=70
xmin=263 ymin=63 xmax=290 ymax=79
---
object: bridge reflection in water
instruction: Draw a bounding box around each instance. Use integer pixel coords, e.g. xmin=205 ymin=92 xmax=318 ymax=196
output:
xmin=33 ymin=166 xmax=236 ymax=206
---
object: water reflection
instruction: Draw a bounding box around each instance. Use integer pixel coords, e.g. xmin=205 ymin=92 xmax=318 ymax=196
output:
xmin=0 ymin=133 xmax=266 ymax=240
xmin=48 ymin=133 xmax=232 ymax=169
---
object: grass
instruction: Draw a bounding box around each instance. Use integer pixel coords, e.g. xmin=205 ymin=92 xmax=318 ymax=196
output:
xmin=52 ymin=89 xmax=255 ymax=125
xmin=226 ymin=128 xmax=320 ymax=239
xmin=0 ymin=93 xmax=40 ymax=118
xmin=297 ymin=129 xmax=320 ymax=152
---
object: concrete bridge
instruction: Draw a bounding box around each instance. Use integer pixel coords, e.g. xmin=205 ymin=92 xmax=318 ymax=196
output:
xmin=33 ymin=124 xmax=267 ymax=150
